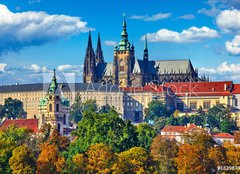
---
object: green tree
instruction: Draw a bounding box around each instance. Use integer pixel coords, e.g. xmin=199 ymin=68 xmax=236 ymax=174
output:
xmin=69 ymin=109 xmax=138 ymax=157
xmin=145 ymin=100 xmax=172 ymax=123
xmin=9 ymin=144 xmax=36 ymax=174
xmin=136 ymin=123 xmax=156 ymax=149
xmin=3 ymin=98 xmax=26 ymax=119
xmin=70 ymin=93 xmax=83 ymax=123
xmin=220 ymin=119 xmax=236 ymax=133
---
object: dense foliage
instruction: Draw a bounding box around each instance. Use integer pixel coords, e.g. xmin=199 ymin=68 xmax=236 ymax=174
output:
xmin=0 ymin=98 xmax=26 ymax=119
xmin=0 ymin=100 xmax=239 ymax=173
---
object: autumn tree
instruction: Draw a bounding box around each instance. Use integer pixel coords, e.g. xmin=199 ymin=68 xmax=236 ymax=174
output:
xmin=36 ymin=143 xmax=65 ymax=174
xmin=208 ymin=146 xmax=227 ymax=173
xmin=86 ymin=143 xmax=116 ymax=173
xmin=113 ymin=147 xmax=153 ymax=173
xmin=71 ymin=153 xmax=87 ymax=173
xmin=175 ymin=144 xmax=212 ymax=174
xmin=223 ymin=142 xmax=240 ymax=167
xmin=234 ymin=131 xmax=240 ymax=144
xmin=9 ymin=144 xmax=36 ymax=174
xmin=0 ymin=125 xmax=31 ymax=174
xmin=150 ymin=135 xmax=178 ymax=174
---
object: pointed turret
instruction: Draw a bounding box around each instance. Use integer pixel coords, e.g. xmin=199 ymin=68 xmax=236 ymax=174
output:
xmin=118 ymin=13 xmax=130 ymax=51
xmin=49 ymin=69 xmax=58 ymax=94
xmin=143 ymin=35 xmax=148 ymax=61
xmin=83 ymin=31 xmax=96 ymax=83
xmin=95 ymin=33 xmax=104 ymax=64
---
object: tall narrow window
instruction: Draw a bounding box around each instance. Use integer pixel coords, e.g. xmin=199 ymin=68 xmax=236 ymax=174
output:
xmin=56 ymin=103 xmax=59 ymax=112
xmin=49 ymin=104 xmax=52 ymax=112
xmin=63 ymin=114 xmax=66 ymax=125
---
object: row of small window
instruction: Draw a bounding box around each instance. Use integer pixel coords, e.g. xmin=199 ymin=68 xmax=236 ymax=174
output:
xmin=123 ymin=101 xmax=142 ymax=107
xmin=176 ymin=101 xmax=219 ymax=111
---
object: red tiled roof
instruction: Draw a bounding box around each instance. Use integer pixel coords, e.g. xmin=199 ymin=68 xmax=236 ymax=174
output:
xmin=0 ymin=119 xmax=38 ymax=133
xmin=232 ymin=84 xmax=240 ymax=94
xmin=164 ymin=81 xmax=233 ymax=97
xmin=161 ymin=126 xmax=186 ymax=133
xmin=184 ymin=124 xmax=198 ymax=131
xmin=213 ymin=133 xmax=234 ymax=138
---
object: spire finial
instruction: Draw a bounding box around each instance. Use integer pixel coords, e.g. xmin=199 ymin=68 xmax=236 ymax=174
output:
xmin=145 ymin=34 xmax=148 ymax=50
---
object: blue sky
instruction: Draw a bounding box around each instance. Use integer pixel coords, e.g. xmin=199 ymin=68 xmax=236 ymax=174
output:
xmin=0 ymin=0 xmax=240 ymax=84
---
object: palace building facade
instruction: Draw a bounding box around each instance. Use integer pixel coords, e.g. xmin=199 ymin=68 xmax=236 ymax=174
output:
xmin=83 ymin=15 xmax=204 ymax=87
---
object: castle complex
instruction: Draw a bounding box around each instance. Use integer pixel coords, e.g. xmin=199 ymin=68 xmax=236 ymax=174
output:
xmin=83 ymin=15 xmax=203 ymax=87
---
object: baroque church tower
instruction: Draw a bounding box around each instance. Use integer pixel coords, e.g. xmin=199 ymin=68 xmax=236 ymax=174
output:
xmin=83 ymin=31 xmax=96 ymax=83
xmin=39 ymin=69 xmax=70 ymax=135
xmin=113 ymin=14 xmax=135 ymax=87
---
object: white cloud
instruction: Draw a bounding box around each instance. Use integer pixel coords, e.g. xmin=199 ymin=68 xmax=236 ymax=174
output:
xmin=199 ymin=61 xmax=240 ymax=82
xmin=179 ymin=14 xmax=195 ymax=20
xmin=130 ymin=13 xmax=171 ymax=21
xmin=104 ymin=40 xmax=117 ymax=46
xmin=226 ymin=35 xmax=240 ymax=56
xmin=0 ymin=4 xmax=92 ymax=55
xmin=0 ymin=63 xmax=83 ymax=84
xmin=216 ymin=9 xmax=240 ymax=33
xmin=144 ymin=26 xmax=219 ymax=43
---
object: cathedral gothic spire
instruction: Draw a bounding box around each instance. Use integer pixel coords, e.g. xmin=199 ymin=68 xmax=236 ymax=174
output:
xmin=95 ymin=33 xmax=104 ymax=64
xmin=143 ymin=35 xmax=148 ymax=61
xmin=83 ymin=31 xmax=96 ymax=83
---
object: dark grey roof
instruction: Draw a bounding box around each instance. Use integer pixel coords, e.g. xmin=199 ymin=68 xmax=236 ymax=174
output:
xmin=146 ymin=59 xmax=192 ymax=75
xmin=132 ymin=59 xmax=145 ymax=73
xmin=96 ymin=62 xmax=113 ymax=77
xmin=0 ymin=83 xmax=121 ymax=93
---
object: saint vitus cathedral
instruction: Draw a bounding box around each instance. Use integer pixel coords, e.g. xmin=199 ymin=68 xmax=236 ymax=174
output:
xmin=83 ymin=15 xmax=206 ymax=87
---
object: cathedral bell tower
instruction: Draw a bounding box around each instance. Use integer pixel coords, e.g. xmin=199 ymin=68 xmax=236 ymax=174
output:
xmin=83 ymin=31 xmax=96 ymax=83
xmin=113 ymin=14 xmax=135 ymax=87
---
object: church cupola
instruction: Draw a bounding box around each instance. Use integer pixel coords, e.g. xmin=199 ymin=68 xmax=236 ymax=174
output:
xmin=49 ymin=69 xmax=58 ymax=94
xmin=143 ymin=35 xmax=148 ymax=62
xmin=118 ymin=13 xmax=130 ymax=51
xmin=95 ymin=33 xmax=104 ymax=64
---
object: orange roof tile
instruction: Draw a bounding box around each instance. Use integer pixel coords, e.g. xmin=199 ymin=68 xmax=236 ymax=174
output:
xmin=1 ymin=119 xmax=38 ymax=133
xmin=213 ymin=133 xmax=234 ymax=138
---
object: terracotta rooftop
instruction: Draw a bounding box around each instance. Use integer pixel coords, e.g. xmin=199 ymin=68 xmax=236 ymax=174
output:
xmin=212 ymin=133 xmax=234 ymax=138
xmin=0 ymin=118 xmax=38 ymax=133
xmin=161 ymin=125 xmax=186 ymax=133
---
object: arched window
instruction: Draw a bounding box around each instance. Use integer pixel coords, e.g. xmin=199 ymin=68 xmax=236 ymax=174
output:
xmin=63 ymin=114 xmax=66 ymax=125
xmin=119 ymin=60 xmax=125 ymax=72
xmin=49 ymin=104 xmax=52 ymax=112
xmin=56 ymin=103 xmax=59 ymax=112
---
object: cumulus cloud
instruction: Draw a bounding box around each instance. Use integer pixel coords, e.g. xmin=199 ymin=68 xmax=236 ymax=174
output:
xmin=199 ymin=61 xmax=240 ymax=82
xmin=0 ymin=4 xmax=92 ymax=55
xmin=225 ymin=35 xmax=240 ymax=56
xmin=130 ymin=13 xmax=171 ymax=21
xmin=144 ymin=26 xmax=219 ymax=43
xmin=0 ymin=63 xmax=83 ymax=84
xmin=104 ymin=40 xmax=117 ymax=46
xmin=216 ymin=9 xmax=240 ymax=33
xmin=179 ymin=14 xmax=195 ymax=20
